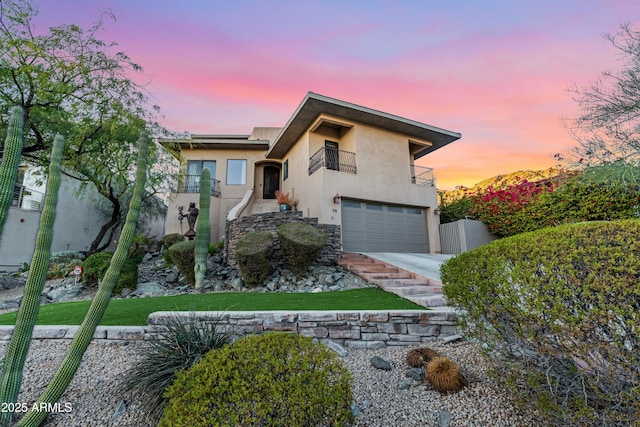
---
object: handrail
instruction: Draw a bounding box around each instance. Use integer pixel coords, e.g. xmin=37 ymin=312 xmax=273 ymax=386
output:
xmin=308 ymin=146 xmax=357 ymax=175
xmin=227 ymin=188 xmax=254 ymax=221
xmin=174 ymin=174 xmax=221 ymax=197
xmin=412 ymin=165 xmax=435 ymax=186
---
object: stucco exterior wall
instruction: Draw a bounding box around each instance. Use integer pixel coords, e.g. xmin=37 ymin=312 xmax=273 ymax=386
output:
xmin=165 ymin=147 xmax=266 ymax=243
xmin=279 ymin=115 xmax=440 ymax=252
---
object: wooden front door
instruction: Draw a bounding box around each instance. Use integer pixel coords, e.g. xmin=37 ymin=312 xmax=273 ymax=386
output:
xmin=263 ymin=166 xmax=280 ymax=199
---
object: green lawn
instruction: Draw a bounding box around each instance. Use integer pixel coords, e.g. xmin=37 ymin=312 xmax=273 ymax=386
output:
xmin=0 ymin=288 xmax=423 ymax=326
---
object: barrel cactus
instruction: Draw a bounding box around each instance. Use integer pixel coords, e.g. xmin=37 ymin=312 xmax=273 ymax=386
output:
xmin=406 ymin=347 xmax=440 ymax=368
xmin=424 ymin=356 xmax=467 ymax=394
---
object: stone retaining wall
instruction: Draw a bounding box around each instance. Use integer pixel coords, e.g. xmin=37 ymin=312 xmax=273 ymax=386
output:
xmin=148 ymin=310 xmax=458 ymax=349
xmin=224 ymin=211 xmax=341 ymax=268
xmin=0 ymin=310 xmax=458 ymax=347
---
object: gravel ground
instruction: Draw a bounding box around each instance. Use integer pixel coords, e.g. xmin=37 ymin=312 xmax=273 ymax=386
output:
xmin=0 ymin=339 xmax=542 ymax=427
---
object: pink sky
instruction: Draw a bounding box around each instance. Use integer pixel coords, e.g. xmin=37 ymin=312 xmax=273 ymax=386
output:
xmin=32 ymin=0 xmax=637 ymax=189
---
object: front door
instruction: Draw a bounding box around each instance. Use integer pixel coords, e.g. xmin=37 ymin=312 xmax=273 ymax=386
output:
xmin=263 ymin=166 xmax=280 ymax=199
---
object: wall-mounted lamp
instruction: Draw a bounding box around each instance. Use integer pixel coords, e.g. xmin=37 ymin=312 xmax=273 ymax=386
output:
xmin=434 ymin=208 xmax=441 ymax=215
xmin=333 ymin=193 xmax=340 ymax=204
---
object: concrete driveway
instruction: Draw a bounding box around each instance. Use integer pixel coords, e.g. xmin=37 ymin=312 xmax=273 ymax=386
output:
xmin=361 ymin=252 xmax=454 ymax=283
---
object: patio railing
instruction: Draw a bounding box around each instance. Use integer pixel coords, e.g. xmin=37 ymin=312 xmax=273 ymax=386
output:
xmin=12 ymin=183 xmax=44 ymax=212
xmin=412 ymin=165 xmax=435 ymax=186
xmin=174 ymin=174 xmax=221 ymax=197
xmin=309 ymin=146 xmax=357 ymax=175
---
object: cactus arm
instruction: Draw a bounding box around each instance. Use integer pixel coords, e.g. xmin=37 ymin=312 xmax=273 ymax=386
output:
xmin=0 ymin=106 xmax=24 ymax=238
xmin=0 ymin=133 xmax=64 ymax=426
xmin=194 ymin=167 xmax=211 ymax=289
xmin=16 ymin=131 xmax=149 ymax=427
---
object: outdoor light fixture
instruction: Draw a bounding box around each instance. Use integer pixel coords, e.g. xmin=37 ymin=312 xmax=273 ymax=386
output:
xmin=333 ymin=193 xmax=340 ymax=204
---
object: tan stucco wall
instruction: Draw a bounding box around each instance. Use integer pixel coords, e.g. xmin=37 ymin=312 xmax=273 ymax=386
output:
xmin=280 ymin=114 xmax=441 ymax=253
xmin=165 ymin=147 xmax=266 ymax=243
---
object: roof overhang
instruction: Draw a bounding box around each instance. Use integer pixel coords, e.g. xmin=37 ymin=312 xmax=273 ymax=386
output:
xmin=266 ymin=92 xmax=461 ymax=159
xmin=159 ymin=135 xmax=269 ymax=159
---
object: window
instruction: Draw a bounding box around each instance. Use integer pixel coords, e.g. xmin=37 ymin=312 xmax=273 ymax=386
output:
xmin=187 ymin=160 xmax=216 ymax=178
xmin=185 ymin=160 xmax=216 ymax=192
xmin=227 ymin=159 xmax=247 ymax=185
xmin=283 ymin=159 xmax=289 ymax=181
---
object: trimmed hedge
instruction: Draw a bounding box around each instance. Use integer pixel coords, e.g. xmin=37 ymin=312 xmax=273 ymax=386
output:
xmin=160 ymin=332 xmax=353 ymax=427
xmin=168 ymin=240 xmax=196 ymax=286
xmin=235 ymin=231 xmax=273 ymax=286
xmin=441 ymin=220 xmax=640 ymax=426
xmin=276 ymin=222 xmax=326 ymax=275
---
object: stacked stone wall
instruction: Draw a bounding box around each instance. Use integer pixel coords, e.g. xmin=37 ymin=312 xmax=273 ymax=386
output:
xmin=224 ymin=211 xmax=341 ymax=268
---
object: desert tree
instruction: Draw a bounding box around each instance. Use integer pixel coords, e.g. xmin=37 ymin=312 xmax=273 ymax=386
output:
xmin=0 ymin=0 xmax=177 ymax=253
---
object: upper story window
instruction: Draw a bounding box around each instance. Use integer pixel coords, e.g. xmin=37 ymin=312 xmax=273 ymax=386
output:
xmin=227 ymin=159 xmax=247 ymax=185
xmin=187 ymin=160 xmax=216 ymax=178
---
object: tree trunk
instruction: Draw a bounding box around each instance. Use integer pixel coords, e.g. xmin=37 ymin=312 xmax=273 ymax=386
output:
xmin=87 ymin=193 xmax=121 ymax=255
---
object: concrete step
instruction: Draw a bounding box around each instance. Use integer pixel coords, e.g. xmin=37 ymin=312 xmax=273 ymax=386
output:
xmin=385 ymin=285 xmax=440 ymax=296
xmin=358 ymin=272 xmax=414 ymax=280
xmin=335 ymin=252 xmax=447 ymax=309
xmin=405 ymin=294 xmax=447 ymax=308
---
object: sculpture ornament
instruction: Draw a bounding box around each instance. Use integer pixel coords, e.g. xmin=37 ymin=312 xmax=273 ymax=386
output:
xmin=177 ymin=202 xmax=199 ymax=240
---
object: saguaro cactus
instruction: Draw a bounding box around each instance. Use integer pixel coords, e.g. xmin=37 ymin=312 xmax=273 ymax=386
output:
xmin=0 ymin=134 xmax=64 ymax=426
xmin=194 ymin=167 xmax=211 ymax=289
xmin=0 ymin=106 xmax=24 ymax=239
xmin=17 ymin=131 xmax=149 ymax=427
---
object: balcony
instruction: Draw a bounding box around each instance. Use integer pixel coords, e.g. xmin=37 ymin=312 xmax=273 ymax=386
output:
xmin=309 ymin=146 xmax=357 ymax=175
xmin=12 ymin=183 xmax=44 ymax=212
xmin=174 ymin=174 xmax=222 ymax=197
xmin=411 ymin=165 xmax=435 ymax=186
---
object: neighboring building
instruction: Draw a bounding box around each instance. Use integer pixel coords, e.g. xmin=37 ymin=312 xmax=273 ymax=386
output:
xmin=161 ymin=92 xmax=461 ymax=254
xmin=0 ymin=166 xmax=166 ymax=272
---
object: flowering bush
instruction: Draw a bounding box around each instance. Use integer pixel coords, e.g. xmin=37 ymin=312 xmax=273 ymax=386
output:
xmin=470 ymin=178 xmax=559 ymax=237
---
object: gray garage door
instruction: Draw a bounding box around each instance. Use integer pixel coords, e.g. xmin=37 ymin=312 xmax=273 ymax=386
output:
xmin=341 ymin=200 xmax=429 ymax=252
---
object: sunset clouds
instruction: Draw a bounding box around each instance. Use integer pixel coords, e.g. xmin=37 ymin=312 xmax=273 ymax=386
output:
xmin=31 ymin=0 xmax=637 ymax=189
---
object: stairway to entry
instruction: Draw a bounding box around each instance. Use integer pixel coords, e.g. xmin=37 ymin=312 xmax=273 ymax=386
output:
xmin=335 ymin=252 xmax=448 ymax=308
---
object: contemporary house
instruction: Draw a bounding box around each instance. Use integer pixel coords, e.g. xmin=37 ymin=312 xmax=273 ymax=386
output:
xmin=161 ymin=92 xmax=461 ymax=254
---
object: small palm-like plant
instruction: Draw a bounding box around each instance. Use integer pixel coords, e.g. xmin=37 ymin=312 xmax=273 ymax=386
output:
xmin=120 ymin=313 xmax=235 ymax=424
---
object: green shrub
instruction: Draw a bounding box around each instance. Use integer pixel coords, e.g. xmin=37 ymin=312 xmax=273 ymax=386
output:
xmin=160 ymin=332 xmax=353 ymax=427
xmin=276 ymin=222 xmax=326 ymax=275
xmin=162 ymin=233 xmax=184 ymax=266
xmin=439 ymin=196 xmax=475 ymax=224
xmin=441 ymin=220 xmax=640 ymax=426
xmin=208 ymin=239 xmax=224 ymax=255
xmin=120 ymin=313 xmax=234 ymax=425
xmin=82 ymin=252 xmax=141 ymax=295
xmin=235 ymin=231 xmax=273 ymax=286
xmin=162 ymin=233 xmax=185 ymax=248
xmin=47 ymin=251 xmax=85 ymax=279
xmin=168 ymin=240 xmax=196 ymax=286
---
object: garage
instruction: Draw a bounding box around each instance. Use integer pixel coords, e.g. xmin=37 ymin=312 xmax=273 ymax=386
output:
xmin=341 ymin=199 xmax=429 ymax=252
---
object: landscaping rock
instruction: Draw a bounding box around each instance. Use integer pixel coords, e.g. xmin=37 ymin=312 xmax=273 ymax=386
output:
xmin=370 ymin=356 xmax=392 ymax=370
xmin=0 ymin=276 xmax=25 ymax=290
xmin=324 ymin=340 xmax=348 ymax=357
xmin=406 ymin=367 xmax=425 ymax=381
xmin=130 ymin=282 xmax=165 ymax=297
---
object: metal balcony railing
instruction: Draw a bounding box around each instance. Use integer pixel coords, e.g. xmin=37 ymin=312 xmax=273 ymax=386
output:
xmin=12 ymin=183 xmax=44 ymax=212
xmin=174 ymin=174 xmax=221 ymax=197
xmin=412 ymin=165 xmax=436 ymax=186
xmin=309 ymin=146 xmax=357 ymax=175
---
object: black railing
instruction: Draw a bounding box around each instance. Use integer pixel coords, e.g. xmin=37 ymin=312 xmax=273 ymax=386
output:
xmin=309 ymin=147 xmax=357 ymax=175
xmin=12 ymin=183 xmax=44 ymax=212
xmin=175 ymin=174 xmax=221 ymax=197
xmin=411 ymin=165 xmax=435 ymax=186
